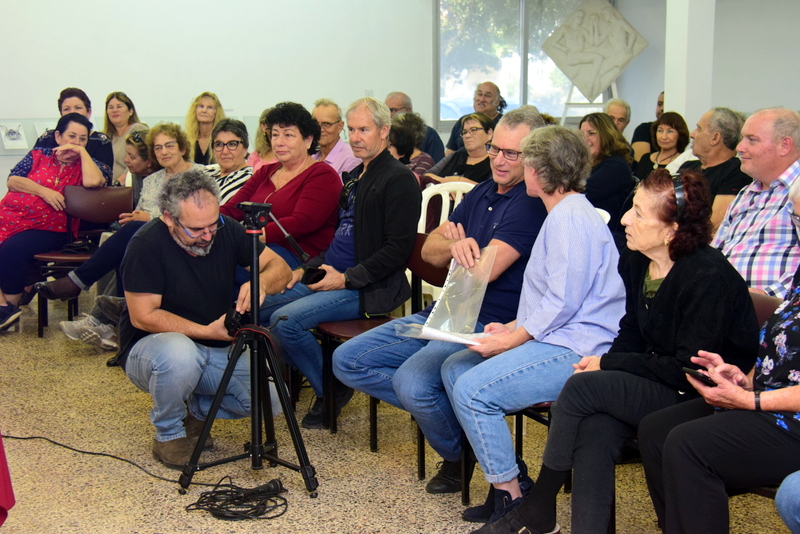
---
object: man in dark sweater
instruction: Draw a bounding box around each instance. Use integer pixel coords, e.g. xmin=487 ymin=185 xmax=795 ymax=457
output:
xmin=678 ymin=107 xmax=751 ymax=230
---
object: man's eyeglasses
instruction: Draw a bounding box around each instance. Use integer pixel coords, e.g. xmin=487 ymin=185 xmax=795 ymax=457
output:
xmin=486 ymin=144 xmax=521 ymax=161
xmin=153 ymin=141 xmax=178 ymax=153
xmin=175 ymin=215 xmax=225 ymax=239
xmin=318 ymin=120 xmax=342 ymax=130
xmin=461 ymin=127 xmax=484 ymax=137
xmin=213 ymin=140 xmax=243 ymax=152
xmin=388 ymin=107 xmax=410 ymax=115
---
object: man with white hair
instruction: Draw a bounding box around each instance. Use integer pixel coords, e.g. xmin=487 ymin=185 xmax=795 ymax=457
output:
xmin=713 ymin=107 xmax=800 ymax=298
xmin=385 ymin=91 xmax=445 ymax=162
xmin=678 ymin=107 xmax=751 ymax=230
xmin=603 ymin=98 xmax=631 ymax=134
xmin=311 ymin=98 xmax=360 ymax=175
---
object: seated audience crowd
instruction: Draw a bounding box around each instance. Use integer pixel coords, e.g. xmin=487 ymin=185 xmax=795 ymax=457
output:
xmin=6 ymin=82 xmax=800 ymax=534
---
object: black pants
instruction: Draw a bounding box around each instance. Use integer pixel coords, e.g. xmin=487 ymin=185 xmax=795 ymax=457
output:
xmin=639 ymin=398 xmax=800 ymax=534
xmin=542 ymin=371 xmax=688 ymax=534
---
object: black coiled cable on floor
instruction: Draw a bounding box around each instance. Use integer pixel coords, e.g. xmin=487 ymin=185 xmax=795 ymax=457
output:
xmin=186 ymin=476 xmax=288 ymax=520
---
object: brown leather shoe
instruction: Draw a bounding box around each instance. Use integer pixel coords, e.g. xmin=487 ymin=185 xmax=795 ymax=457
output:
xmin=35 ymin=276 xmax=82 ymax=301
xmin=152 ymin=437 xmax=194 ymax=470
xmin=184 ymin=413 xmax=214 ymax=450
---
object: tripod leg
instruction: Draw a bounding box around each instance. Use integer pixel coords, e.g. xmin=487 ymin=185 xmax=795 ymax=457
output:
xmin=260 ymin=330 xmax=319 ymax=494
xmin=259 ymin=336 xmax=278 ymax=464
xmin=179 ymin=335 xmax=248 ymax=489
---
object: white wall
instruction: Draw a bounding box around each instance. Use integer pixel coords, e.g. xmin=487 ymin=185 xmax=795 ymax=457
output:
xmin=0 ymin=0 xmax=435 ymax=193
xmin=615 ymin=0 xmax=800 ymax=140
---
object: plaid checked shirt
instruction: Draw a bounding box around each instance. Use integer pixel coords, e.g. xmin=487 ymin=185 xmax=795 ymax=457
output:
xmin=712 ymin=158 xmax=800 ymax=298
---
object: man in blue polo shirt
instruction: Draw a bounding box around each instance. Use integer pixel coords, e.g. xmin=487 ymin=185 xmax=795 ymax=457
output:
xmin=333 ymin=107 xmax=547 ymax=495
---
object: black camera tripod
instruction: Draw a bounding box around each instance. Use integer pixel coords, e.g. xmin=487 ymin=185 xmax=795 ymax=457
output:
xmin=178 ymin=201 xmax=318 ymax=496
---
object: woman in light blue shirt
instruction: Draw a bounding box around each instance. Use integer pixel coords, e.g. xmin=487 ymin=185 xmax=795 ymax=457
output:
xmin=442 ymin=125 xmax=625 ymax=525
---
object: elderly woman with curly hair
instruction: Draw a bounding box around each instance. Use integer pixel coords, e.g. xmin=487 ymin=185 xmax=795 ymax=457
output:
xmin=476 ymin=169 xmax=759 ymax=534
xmin=634 ymin=111 xmax=691 ymax=182
xmin=579 ymin=112 xmax=635 ymax=228
xmin=185 ymin=92 xmax=225 ymax=165
xmin=221 ymin=102 xmax=341 ymax=269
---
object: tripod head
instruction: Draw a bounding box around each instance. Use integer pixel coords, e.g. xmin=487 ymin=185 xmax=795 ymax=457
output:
xmin=237 ymin=201 xmax=272 ymax=323
xmin=238 ymin=201 xmax=271 ymax=231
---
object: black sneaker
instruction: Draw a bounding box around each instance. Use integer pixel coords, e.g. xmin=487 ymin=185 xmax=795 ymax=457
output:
xmin=0 ymin=304 xmax=22 ymax=331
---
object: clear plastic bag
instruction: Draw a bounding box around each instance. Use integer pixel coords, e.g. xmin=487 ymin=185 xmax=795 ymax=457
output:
xmin=396 ymin=246 xmax=497 ymax=344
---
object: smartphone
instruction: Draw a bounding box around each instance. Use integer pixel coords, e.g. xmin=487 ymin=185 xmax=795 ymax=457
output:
xmin=301 ymin=267 xmax=326 ymax=285
xmin=682 ymin=367 xmax=717 ymax=387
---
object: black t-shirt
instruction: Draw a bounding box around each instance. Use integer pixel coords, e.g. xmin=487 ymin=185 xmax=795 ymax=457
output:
xmin=631 ymin=121 xmax=653 ymax=145
xmin=678 ymin=157 xmax=752 ymax=198
xmin=438 ymin=150 xmax=492 ymax=183
xmin=117 ymin=215 xmax=262 ymax=368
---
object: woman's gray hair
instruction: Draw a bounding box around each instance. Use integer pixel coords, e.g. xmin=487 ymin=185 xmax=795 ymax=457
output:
xmin=521 ymin=126 xmax=591 ymax=195
xmin=346 ymin=97 xmax=391 ymax=130
xmin=158 ymin=168 xmax=220 ymax=218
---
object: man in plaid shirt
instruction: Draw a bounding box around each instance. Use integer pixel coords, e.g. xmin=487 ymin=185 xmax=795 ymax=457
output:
xmin=713 ymin=107 xmax=800 ymax=298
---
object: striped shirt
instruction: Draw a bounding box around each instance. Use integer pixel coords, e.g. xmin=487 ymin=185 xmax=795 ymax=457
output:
xmin=205 ymin=165 xmax=253 ymax=205
xmin=712 ymin=159 xmax=800 ymax=298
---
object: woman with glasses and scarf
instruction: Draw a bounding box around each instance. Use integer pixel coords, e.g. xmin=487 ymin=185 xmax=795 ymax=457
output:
xmin=220 ymin=102 xmax=340 ymax=270
xmin=475 ymin=169 xmax=758 ymax=534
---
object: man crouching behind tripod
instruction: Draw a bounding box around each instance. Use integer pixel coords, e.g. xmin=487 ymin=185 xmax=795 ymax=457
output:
xmin=116 ymin=169 xmax=291 ymax=469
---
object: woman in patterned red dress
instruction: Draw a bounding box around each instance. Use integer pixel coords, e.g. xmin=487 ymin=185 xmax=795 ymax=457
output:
xmin=0 ymin=113 xmax=105 ymax=330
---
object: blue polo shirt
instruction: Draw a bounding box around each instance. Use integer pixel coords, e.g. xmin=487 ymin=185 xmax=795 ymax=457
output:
xmin=429 ymin=178 xmax=547 ymax=325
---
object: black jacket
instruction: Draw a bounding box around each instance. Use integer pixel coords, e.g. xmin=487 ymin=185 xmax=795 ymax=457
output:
xmin=601 ymin=246 xmax=759 ymax=391
xmin=308 ymin=149 xmax=421 ymax=315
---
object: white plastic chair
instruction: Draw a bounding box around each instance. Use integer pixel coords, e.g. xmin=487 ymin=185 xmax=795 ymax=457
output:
xmin=595 ymin=208 xmax=611 ymax=225
xmin=418 ymin=182 xmax=476 ymax=232
xmin=406 ymin=181 xmax=476 ymax=314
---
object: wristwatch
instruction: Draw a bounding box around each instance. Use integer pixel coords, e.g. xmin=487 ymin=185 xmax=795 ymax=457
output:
xmin=343 ymin=272 xmax=352 ymax=289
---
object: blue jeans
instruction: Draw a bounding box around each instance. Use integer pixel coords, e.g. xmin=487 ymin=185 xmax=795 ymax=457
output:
xmin=778 ymin=471 xmax=800 ymax=534
xmin=259 ymin=284 xmax=360 ymax=397
xmin=442 ymin=341 xmax=580 ymax=483
xmin=124 ymin=333 xmax=251 ymax=442
xmin=333 ymin=313 xmax=484 ymax=462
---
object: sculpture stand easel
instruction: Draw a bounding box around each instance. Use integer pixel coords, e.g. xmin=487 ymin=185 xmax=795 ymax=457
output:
xmin=560 ymin=80 xmax=618 ymax=126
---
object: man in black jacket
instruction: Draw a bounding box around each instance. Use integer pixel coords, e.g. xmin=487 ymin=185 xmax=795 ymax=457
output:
xmin=257 ymin=97 xmax=421 ymax=429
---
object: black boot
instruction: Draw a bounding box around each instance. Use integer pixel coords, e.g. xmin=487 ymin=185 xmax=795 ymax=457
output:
xmin=426 ymin=459 xmax=462 ymax=494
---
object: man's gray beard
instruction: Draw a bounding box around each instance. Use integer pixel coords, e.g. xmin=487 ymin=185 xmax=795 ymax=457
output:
xmin=170 ymin=231 xmax=215 ymax=256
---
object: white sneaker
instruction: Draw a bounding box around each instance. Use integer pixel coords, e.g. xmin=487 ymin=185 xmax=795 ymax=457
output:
xmin=60 ymin=315 xmax=119 ymax=350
